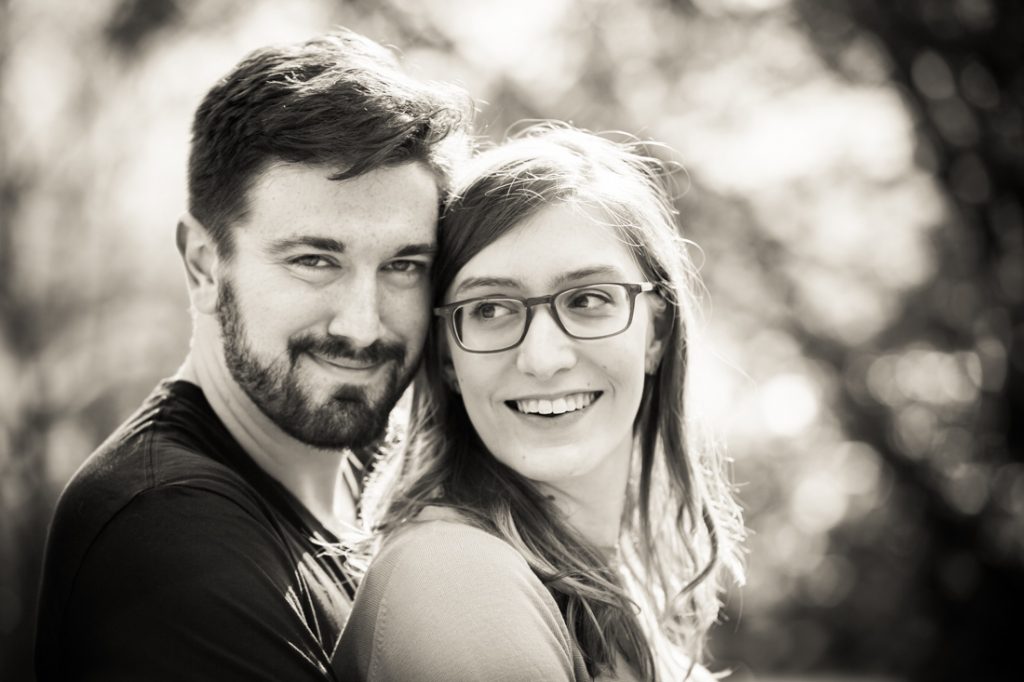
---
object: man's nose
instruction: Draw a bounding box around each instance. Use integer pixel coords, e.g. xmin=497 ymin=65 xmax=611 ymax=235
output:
xmin=514 ymin=306 xmax=577 ymax=380
xmin=326 ymin=273 xmax=382 ymax=349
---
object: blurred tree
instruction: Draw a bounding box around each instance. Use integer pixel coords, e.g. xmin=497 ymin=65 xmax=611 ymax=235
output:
xmin=0 ymin=2 xmax=190 ymax=678
xmin=104 ymin=0 xmax=183 ymax=54
xmin=747 ymin=0 xmax=1024 ymax=679
xmin=3 ymin=1 xmax=1021 ymax=681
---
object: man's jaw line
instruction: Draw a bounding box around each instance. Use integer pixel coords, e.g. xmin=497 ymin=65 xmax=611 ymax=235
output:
xmin=184 ymin=321 xmax=362 ymax=530
xmin=188 ymin=319 xmax=351 ymax=464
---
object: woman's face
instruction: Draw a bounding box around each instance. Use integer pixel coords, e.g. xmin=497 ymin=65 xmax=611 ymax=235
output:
xmin=442 ymin=203 xmax=663 ymax=496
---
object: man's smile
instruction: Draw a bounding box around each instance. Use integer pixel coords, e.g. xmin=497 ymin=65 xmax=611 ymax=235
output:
xmin=308 ymin=352 xmax=387 ymax=373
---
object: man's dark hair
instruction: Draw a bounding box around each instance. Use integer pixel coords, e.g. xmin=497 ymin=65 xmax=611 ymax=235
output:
xmin=188 ymin=28 xmax=470 ymax=255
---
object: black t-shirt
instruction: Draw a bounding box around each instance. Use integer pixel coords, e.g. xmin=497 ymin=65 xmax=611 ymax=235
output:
xmin=35 ymin=380 xmax=356 ymax=681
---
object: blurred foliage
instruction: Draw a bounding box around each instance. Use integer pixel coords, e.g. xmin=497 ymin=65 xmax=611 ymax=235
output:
xmin=1 ymin=0 xmax=1020 ymax=680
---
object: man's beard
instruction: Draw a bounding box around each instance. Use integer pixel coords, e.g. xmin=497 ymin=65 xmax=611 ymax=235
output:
xmin=216 ymin=281 xmax=415 ymax=450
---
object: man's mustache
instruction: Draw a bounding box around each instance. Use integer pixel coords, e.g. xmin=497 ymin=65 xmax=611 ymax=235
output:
xmin=288 ymin=334 xmax=406 ymax=366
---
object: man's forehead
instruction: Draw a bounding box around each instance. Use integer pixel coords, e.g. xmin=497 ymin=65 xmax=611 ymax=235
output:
xmin=239 ymin=161 xmax=440 ymax=252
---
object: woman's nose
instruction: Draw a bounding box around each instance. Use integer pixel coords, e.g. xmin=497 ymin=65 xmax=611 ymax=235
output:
xmin=514 ymin=306 xmax=577 ymax=379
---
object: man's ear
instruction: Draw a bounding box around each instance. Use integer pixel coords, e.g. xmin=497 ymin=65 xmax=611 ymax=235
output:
xmin=177 ymin=212 xmax=220 ymax=315
xmin=442 ymin=361 xmax=460 ymax=394
xmin=435 ymin=332 xmax=461 ymax=394
xmin=644 ymin=292 xmax=671 ymax=375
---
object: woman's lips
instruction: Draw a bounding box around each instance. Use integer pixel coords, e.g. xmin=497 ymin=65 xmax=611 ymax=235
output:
xmin=505 ymin=391 xmax=602 ymax=417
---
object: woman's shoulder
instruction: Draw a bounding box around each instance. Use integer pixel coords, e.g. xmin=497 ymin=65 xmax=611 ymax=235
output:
xmin=339 ymin=507 xmax=583 ymax=681
xmin=367 ymin=506 xmax=541 ymax=601
xmin=384 ymin=506 xmax=522 ymax=557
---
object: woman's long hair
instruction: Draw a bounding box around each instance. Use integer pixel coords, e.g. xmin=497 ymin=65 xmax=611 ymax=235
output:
xmin=356 ymin=123 xmax=745 ymax=680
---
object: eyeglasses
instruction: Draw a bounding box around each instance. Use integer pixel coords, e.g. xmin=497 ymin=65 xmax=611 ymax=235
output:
xmin=434 ymin=282 xmax=655 ymax=353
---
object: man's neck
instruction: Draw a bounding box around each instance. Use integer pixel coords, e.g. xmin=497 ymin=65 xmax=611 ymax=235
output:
xmin=175 ymin=326 xmax=357 ymax=536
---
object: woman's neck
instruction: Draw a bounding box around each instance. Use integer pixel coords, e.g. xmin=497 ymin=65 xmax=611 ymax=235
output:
xmin=539 ymin=435 xmax=633 ymax=553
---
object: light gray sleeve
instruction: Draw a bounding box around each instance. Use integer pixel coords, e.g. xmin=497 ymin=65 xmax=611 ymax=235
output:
xmin=337 ymin=520 xmax=585 ymax=682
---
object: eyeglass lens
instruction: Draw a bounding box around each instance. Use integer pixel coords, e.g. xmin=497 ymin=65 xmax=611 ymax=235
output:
xmin=453 ymin=283 xmax=634 ymax=352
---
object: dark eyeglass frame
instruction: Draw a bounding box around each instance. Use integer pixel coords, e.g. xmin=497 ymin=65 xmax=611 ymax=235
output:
xmin=433 ymin=282 xmax=656 ymax=354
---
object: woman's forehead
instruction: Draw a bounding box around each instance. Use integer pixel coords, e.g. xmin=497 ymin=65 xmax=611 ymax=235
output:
xmin=449 ymin=203 xmax=646 ymax=295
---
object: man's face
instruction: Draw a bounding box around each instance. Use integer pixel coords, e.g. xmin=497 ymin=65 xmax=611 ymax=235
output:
xmin=216 ymin=161 xmax=439 ymax=449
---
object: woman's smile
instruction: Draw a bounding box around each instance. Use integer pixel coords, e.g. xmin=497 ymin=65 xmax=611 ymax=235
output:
xmin=506 ymin=391 xmax=602 ymax=416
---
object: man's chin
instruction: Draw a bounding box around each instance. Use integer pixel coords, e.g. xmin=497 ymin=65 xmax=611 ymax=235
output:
xmin=233 ymin=354 xmax=412 ymax=450
xmin=276 ymin=381 xmax=400 ymax=450
xmin=273 ymin=402 xmax=387 ymax=450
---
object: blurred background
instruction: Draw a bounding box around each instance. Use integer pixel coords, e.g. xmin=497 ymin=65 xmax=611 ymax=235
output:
xmin=1 ymin=0 xmax=1021 ymax=680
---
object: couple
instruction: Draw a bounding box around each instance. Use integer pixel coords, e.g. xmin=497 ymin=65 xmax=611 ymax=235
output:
xmin=35 ymin=28 xmax=743 ymax=682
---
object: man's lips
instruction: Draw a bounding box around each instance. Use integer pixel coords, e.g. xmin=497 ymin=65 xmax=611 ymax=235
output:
xmin=308 ymin=352 xmax=385 ymax=372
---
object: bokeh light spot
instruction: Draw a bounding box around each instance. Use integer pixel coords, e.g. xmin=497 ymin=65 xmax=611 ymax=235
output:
xmin=911 ymin=50 xmax=956 ymax=100
xmin=759 ymin=373 xmax=820 ymax=436
xmin=791 ymin=470 xmax=848 ymax=534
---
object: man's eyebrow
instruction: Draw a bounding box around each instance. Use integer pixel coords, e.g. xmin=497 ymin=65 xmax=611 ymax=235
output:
xmin=393 ymin=243 xmax=437 ymax=258
xmin=266 ymin=236 xmax=346 ymax=255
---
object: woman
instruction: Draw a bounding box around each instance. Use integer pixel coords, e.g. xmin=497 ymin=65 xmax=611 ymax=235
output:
xmin=339 ymin=124 xmax=745 ymax=681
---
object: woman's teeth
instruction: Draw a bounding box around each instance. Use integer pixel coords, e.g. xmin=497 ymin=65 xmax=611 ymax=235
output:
xmin=512 ymin=392 xmax=599 ymax=416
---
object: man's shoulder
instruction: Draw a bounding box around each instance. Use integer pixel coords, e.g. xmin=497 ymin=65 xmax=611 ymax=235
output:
xmin=37 ymin=477 xmax=350 ymax=682
xmin=57 ymin=386 xmax=245 ymax=528
xmin=48 ymin=438 xmax=257 ymax=587
xmin=35 ymin=380 xmax=277 ymax=680
xmin=40 ymin=380 xmax=258 ymax=616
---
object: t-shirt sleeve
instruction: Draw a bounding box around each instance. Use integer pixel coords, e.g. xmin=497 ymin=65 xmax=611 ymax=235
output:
xmin=338 ymin=520 xmax=580 ymax=682
xmin=59 ymin=484 xmax=338 ymax=682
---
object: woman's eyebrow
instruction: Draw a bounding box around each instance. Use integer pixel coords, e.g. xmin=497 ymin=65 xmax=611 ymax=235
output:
xmin=454 ymin=276 xmax=523 ymax=296
xmin=551 ymin=265 xmax=626 ymax=287
xmin=454 ymin=266 xmax=630 ymax=296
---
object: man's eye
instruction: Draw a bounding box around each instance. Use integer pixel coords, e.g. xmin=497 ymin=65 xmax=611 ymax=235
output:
xmin=290 ymin=255 xmax=334 ymax=268
xmin=384 ymin=260 xmax=428 ymax=275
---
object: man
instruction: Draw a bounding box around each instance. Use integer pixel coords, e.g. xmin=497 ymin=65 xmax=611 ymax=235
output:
xmin=35 ymin=29 xmax=469 ymax=681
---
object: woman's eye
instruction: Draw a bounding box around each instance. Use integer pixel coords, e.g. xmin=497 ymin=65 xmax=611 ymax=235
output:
xmin=472 ymin=301 xmax=515 ymax=320
xmin=568 ymin=291 xmax=611 ymax=309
